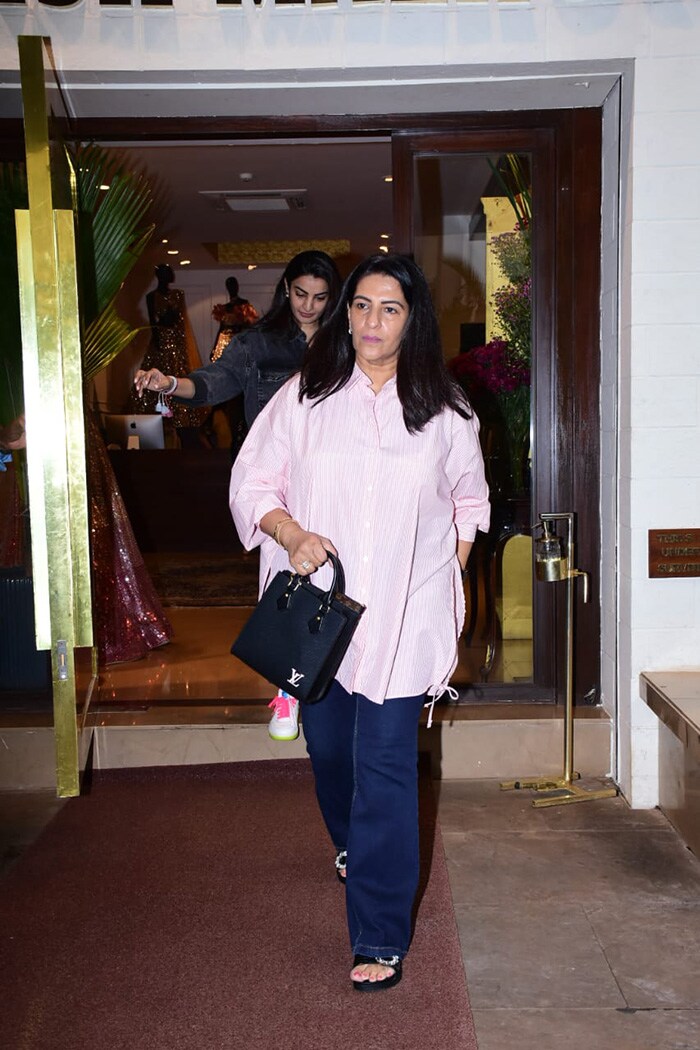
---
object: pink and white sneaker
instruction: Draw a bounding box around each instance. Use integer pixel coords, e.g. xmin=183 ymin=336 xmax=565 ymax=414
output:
xmin=268 ymin=690 xmax=300 ymax=741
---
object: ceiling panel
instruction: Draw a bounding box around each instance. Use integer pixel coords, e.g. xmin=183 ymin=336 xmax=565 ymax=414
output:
xmin=105 ymin=138 xmax=394 ymax=270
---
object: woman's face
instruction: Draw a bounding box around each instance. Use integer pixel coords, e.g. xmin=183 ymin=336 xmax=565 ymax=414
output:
xmin=286 ymin=274 xmax=330 ymax=332
xmin=348 ymin=273 xmax=409 ymax=375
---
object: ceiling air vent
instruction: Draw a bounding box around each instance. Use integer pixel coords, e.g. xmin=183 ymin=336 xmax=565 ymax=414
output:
xmin=200 ymin=189 xmax=308 ymax=212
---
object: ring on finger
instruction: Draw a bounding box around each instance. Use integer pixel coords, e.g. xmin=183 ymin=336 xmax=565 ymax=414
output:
xmin=301 ymin=560 xmax=311 ymax=570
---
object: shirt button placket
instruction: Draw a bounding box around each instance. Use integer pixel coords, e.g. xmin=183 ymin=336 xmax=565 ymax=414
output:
xmin=358 ymin=397 xmax=379 ymax=597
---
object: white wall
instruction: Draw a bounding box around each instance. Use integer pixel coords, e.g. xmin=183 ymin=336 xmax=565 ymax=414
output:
xmin=3 ymin=0 xmax=700 ymax=807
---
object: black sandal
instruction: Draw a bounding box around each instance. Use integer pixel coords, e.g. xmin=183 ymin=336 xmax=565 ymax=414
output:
xmin=334 ymin=849 xmax=347 ymax=884
xmin=351 ymin=954 xmax=402 ymax=992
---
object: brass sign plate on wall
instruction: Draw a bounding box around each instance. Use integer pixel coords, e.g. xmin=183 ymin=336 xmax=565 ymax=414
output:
xmin=649 ymin=530 xmax=700 ymax=578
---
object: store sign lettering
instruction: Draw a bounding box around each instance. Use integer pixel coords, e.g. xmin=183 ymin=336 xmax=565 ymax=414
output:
xmin=2 ymin=0 xmax=448 ymax=7
xmin=1 ymin=0 xmax=451 ymax=8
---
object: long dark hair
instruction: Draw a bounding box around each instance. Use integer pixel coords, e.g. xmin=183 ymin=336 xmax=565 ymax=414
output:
xmin=257 ymin=250 xmax=342 ymax=336
xmin=300 ymin=253 xmax=472 ymax=433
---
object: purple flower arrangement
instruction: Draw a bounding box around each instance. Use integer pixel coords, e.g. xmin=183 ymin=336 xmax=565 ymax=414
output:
xmin=450 ymin=225 xmax=532 ymax=493
xmin=450 ymin=337 xmax=529 ymax=396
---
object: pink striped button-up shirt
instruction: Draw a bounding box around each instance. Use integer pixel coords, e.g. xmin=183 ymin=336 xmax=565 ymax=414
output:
xmin=229 ymin=366 xmax=490 ymax=706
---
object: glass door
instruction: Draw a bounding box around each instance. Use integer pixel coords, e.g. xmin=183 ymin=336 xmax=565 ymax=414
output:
xmin=393 ymin=122 xmax=601 ymax=703
xmin=414 ymin=148 xmax=534 ymax=690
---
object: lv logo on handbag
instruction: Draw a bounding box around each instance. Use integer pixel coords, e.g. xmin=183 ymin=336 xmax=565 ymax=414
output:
xmin=231 ymin=550 xmax=365 ymax=704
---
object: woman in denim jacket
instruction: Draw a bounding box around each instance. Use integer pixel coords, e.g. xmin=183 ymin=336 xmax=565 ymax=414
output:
xmin=135 ymin=250 xmax=341 ymax=427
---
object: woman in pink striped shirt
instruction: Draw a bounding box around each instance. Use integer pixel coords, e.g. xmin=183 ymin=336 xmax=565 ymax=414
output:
xmin=230 ymin=254 xmax=490 ymax=992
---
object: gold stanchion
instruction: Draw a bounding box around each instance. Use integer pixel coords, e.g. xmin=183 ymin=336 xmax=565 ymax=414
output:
xmin=501 ymin=512 xmax=618 ymax=808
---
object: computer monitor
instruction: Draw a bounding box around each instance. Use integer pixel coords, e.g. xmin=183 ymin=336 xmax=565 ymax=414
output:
xmin=102 ymin=414 xmax=165 ymax=450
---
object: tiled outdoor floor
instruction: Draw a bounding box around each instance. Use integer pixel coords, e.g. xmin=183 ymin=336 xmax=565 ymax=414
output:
xmin=2 ymin=779 xmax=699 ymax=1050
xmin=437 ymin=779 xmax=700 ymax=1050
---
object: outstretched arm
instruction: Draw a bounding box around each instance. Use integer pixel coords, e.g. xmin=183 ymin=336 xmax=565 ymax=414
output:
xmin=134 ymin=333 xmax=248 ymax=407
xmin=133 ymin=370 xmax=195 ymax=400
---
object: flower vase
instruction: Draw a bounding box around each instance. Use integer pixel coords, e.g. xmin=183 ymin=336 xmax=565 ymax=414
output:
xmin=507 ymin=431 xmax=530 ymax=496
xmin=496 ymin=384 xmax=530 ymax=496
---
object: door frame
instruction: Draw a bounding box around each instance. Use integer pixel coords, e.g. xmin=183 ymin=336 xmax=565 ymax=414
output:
xmin=0 ymin=105 xmax=604 ymax=706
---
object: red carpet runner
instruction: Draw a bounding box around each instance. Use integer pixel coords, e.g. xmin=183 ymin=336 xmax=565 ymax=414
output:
xmin=1 ymin=759 xmax=477 ymax=1050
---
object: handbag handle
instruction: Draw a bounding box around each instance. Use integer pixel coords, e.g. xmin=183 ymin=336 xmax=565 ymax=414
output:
xmin=277 ymin=549 xmax=346 ymax=614
xmin=323 ymin=550 xmax=345 ymax=597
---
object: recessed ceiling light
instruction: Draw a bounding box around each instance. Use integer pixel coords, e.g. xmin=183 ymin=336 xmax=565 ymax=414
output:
xmin=161 ymin=238 xmax=169 ymax=244
xmin=383 ymin=176 xmax=393 ymax=183
xmin=380 ymin=233 xmax=389 ymax=239
xmin=180 ymin=259 xmax=191 ymax=266
xmin=247 ymin=264 xmax=257 ymax=271
xmin=379 ymin=245 xmax=389 ymax=254
xmin=99 ymin=184 xmax=110 ymax=191
xmin=166 ymin=249 xmax=179 ymax=255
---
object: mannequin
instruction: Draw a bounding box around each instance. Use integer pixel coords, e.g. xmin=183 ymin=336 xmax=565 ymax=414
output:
xmin=208 ymin=276 xmax=259 ymax=452
xmin=210 ymin=276 xmax=258 ymax=363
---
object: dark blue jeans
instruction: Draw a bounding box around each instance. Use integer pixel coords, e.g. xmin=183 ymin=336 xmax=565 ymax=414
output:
xmin=302 ymin=680 xmax=425 ymax=959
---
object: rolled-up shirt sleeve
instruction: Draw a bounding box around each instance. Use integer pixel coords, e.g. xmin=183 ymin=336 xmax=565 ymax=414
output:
xmin=228 ymin=380 xmax=293 ymax=550
xmin=446 ymin=410 xmax=491 ymax=541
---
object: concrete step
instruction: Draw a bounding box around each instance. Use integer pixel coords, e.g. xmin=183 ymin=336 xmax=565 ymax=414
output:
xmin=0 ymin=704 xmax=612 ymax=790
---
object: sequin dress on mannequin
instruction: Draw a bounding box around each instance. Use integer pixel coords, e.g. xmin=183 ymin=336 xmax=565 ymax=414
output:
xmin=210 ymin=276 xmax=259 ymax=363
xmin=132 ymin=264 xmax=208 ymax=439
xmin=86 ymin=413 xmax=172 ymax=663
xmin=209 ymin=276 xmax=259 ymax=453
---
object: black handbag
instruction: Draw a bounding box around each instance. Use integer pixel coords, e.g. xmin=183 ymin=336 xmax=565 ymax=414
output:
xmin=230 ymin=551 xmax=365 ymax=704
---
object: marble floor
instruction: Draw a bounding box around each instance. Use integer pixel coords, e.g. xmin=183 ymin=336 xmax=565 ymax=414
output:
xmin=64 ymin=602 xmax=533 ymax=711
xmin=2 ymin=778 xmax=699 ymax=1050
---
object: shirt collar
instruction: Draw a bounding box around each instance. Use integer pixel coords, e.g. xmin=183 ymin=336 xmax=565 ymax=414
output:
xmin=348 ymin=362 xmax=398 ymax=392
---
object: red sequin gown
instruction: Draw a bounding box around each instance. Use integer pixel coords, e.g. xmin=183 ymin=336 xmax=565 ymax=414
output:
xmin=0 ymin=464 xmax=25 ymax=570
xmin=86 ymin=413 xmax=172 ymax=663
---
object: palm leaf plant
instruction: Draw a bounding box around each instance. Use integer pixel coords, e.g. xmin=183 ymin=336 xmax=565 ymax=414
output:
xmin=0 ymin=145 xmax=154 ymax=569
xmin=73 ymin=142 xmax=154 ymax=380
xmin=487 ymin=153 xmax=532 ymax=231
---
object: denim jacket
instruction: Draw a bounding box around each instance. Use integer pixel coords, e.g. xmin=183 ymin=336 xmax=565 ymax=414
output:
xmin=182 ymin=326 xmax=307 ymax=427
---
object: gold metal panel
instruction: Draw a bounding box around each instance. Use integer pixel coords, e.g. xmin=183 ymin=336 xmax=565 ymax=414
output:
xmin=14 ymin=209 xmax=51 ymax=647
xmin=17 ymin=36 xmax=92 ymax=797
xmin=55 ymin=210 xmax=93 ymax=647
xmin=19 ymin=37 xmax=62 ymax=652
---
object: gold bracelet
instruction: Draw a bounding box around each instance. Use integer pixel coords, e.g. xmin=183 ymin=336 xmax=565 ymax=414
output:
xmin=272 ymin=516 xmax=296 ymax=546
xmin=274 ymin=518 xmax=300 ymax=550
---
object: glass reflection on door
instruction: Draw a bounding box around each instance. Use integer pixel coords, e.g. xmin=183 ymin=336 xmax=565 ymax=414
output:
xmin=412 ymin=152 xmax=533 ymax=688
